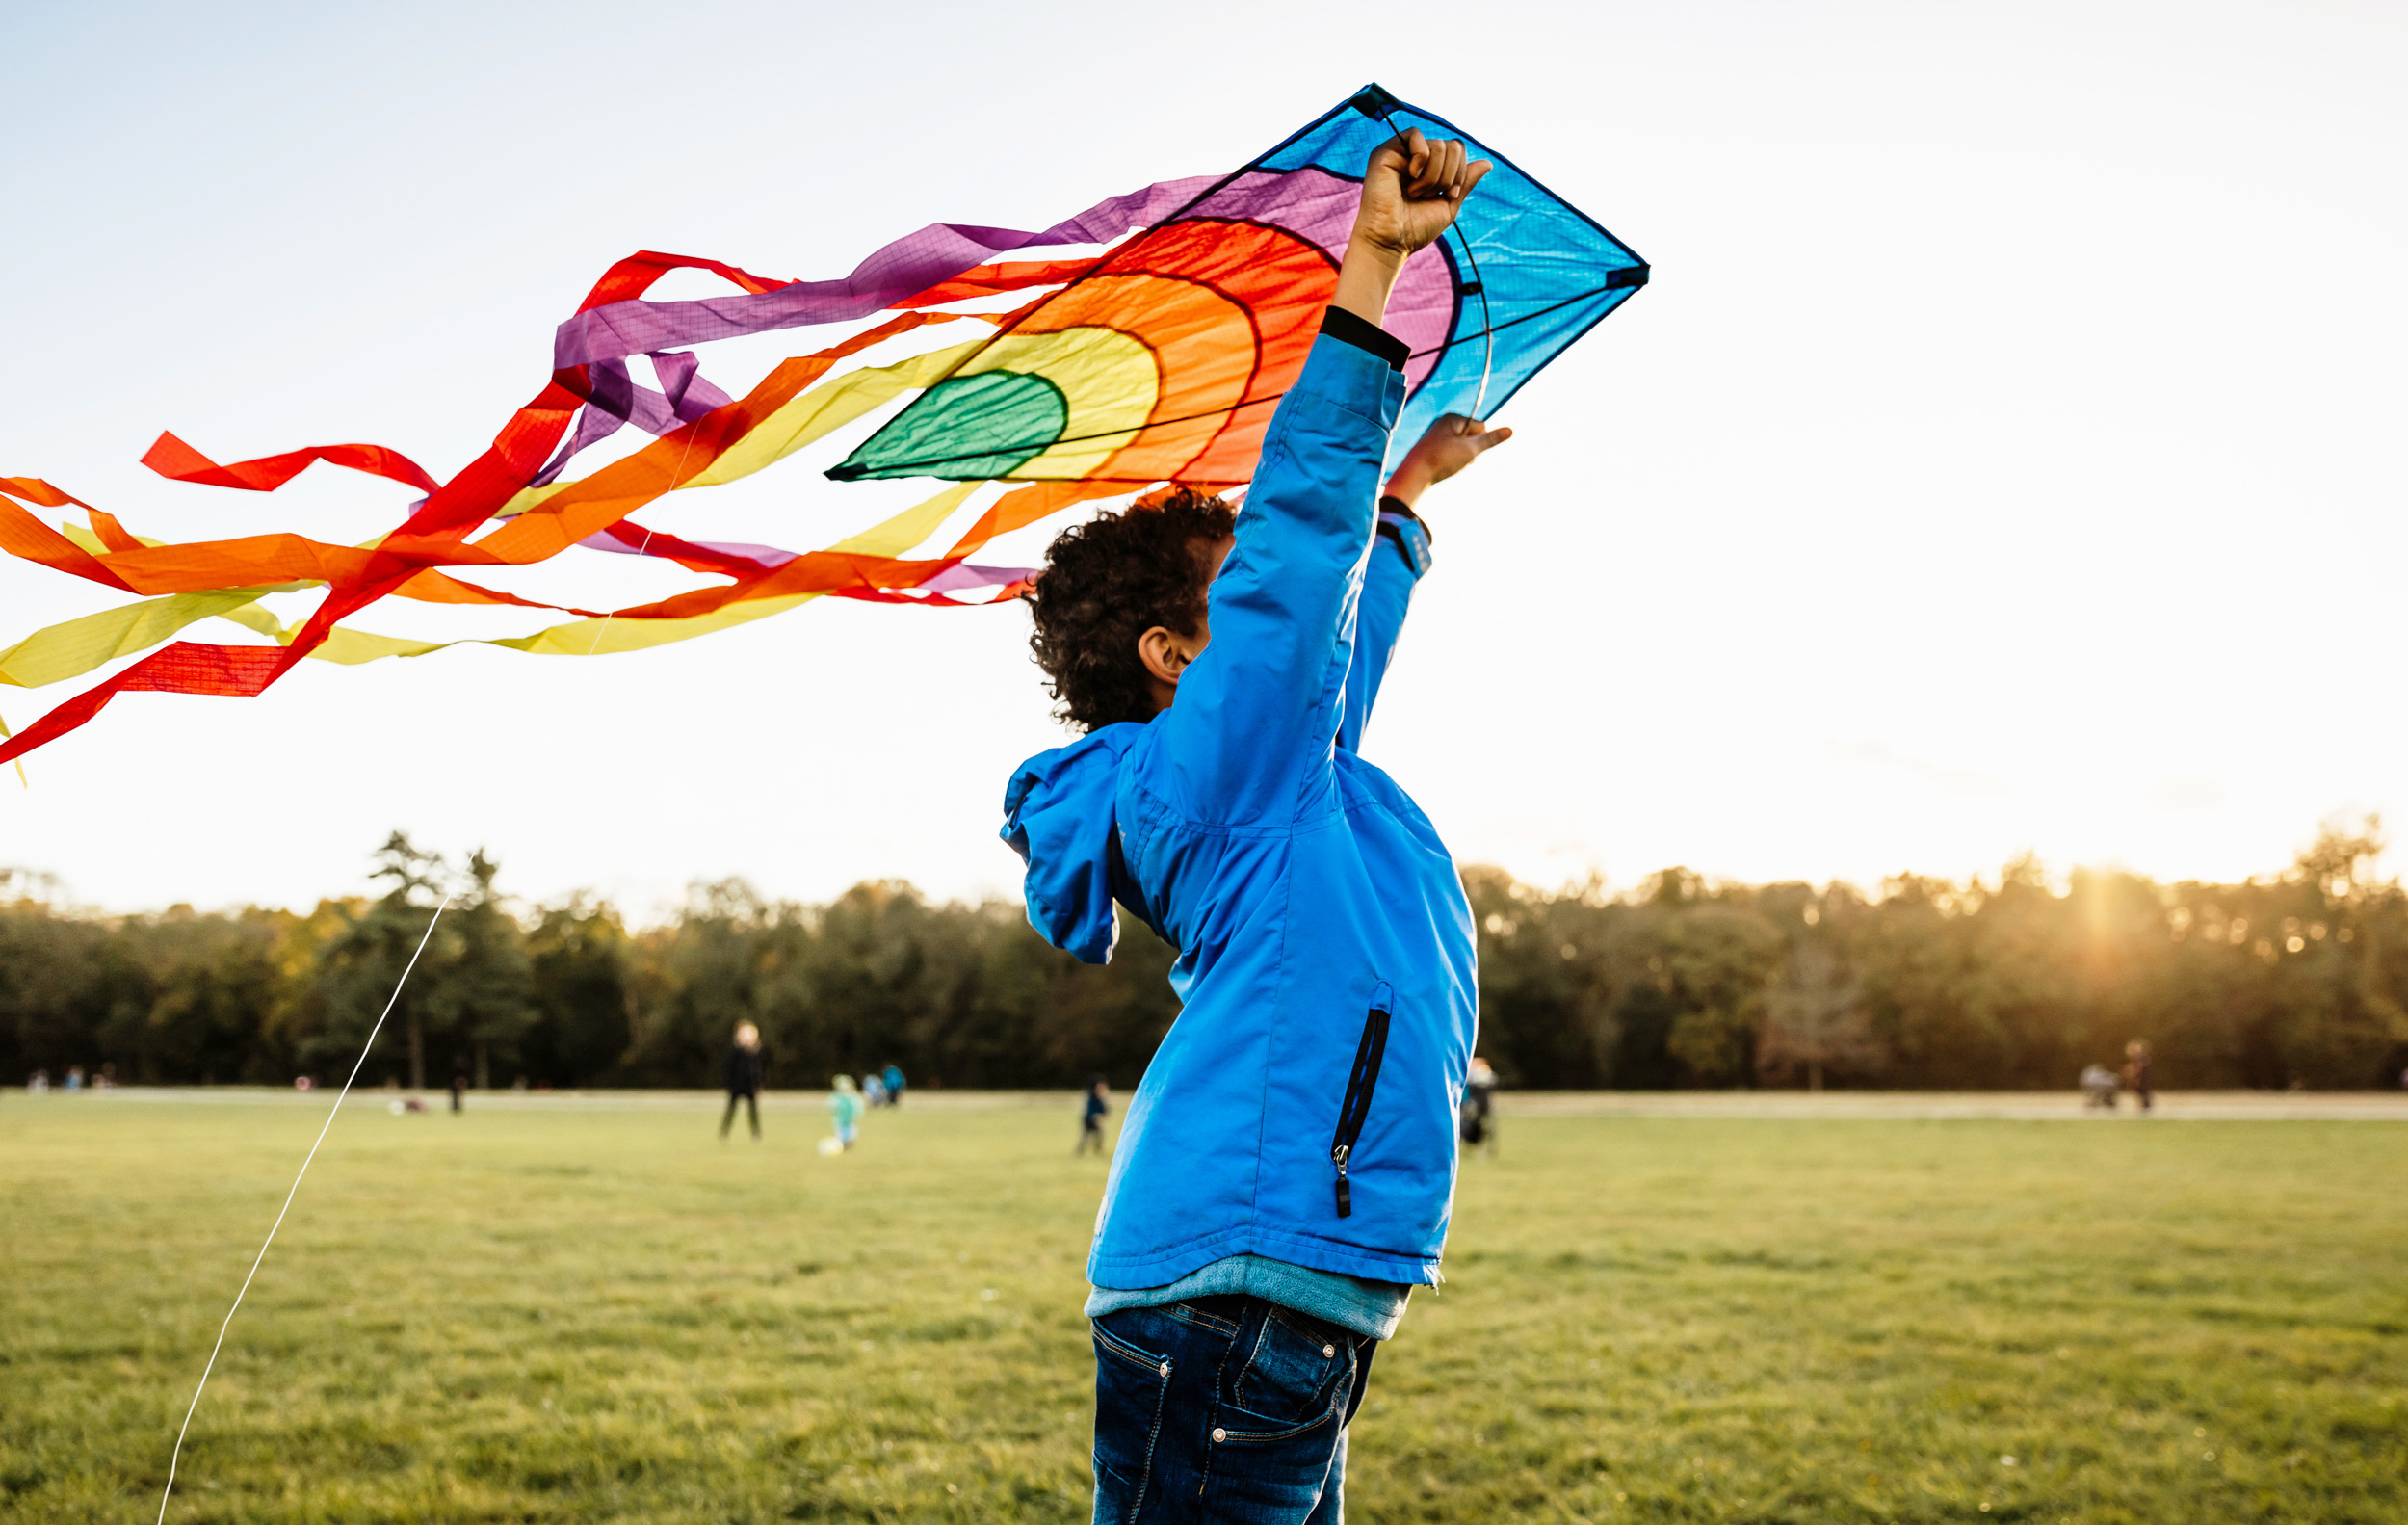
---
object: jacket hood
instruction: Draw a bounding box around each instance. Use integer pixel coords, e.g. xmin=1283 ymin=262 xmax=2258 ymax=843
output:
xmin=1000 ymin=723 xmax=1149 ymax=964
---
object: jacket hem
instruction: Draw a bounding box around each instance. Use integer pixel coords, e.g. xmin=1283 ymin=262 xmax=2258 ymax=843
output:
xmin=1089 ymin=1223 xmax=1441 ymax=1289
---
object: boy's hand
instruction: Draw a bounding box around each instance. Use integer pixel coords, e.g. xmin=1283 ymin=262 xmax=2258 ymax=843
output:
xmin=1331 ymin=130 xmax=1492 ymax=329
xmin=1352 ymin=129 xmax=1493 ymax=260
xmin=1384 ymin=413 xmax=1513 ymax=509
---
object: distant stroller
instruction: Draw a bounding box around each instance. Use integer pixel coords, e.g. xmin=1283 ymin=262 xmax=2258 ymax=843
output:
xmin=2081 ymin=1064 xmax=2120 ymax=1110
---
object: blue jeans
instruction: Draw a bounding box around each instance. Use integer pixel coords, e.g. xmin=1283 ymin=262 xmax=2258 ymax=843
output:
xmin=1091 ymin=1295 xmax=1376 ymax=1524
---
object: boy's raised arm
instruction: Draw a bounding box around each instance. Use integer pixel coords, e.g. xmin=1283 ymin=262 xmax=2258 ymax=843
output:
xmin=1154 ymin=132 xmax=1488 ymax=818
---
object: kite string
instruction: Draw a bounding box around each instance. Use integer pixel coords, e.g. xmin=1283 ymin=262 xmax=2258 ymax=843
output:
xmin=159 ymin=348 xmax=670 ymax=1514
xmin=156 ymin=895 xmax=452 ymax=1525
xmin=582 ymin=408 xmax=700 ymax=655
xmin=582 ymin=522 xmax=659 ymax=655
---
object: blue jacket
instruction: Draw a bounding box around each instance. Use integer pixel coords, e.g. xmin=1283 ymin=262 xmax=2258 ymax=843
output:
xmin=1001 ymin=325 xmax=1477 ymax=1287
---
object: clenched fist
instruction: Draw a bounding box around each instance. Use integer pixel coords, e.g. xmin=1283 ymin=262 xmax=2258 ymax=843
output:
xmin=1352 ymin=128 xmax=1493 ymax=259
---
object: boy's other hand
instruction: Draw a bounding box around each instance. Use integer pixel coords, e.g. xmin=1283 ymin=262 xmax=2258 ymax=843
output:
xmin=1354 ymin=129 xmax=1492 ymax=260
xmin=1384 ymin=413 xmax=1513 ymax=508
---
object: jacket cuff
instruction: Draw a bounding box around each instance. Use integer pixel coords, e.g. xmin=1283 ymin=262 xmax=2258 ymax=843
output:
xmin=1376 ymin=509 xmax=1433 ymax=577
xmin=1376 ymin=496 xmax=1432 ymax=541
xmin=1318 ymin=306 xmax=1410 ymax=371
xmin=1294 ymin=331 xmax=1406 ymax=430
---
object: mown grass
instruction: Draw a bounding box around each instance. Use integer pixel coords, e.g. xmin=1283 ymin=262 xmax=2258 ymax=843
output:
xmin=3 ymin=1095 xmax=2403 ymax=1522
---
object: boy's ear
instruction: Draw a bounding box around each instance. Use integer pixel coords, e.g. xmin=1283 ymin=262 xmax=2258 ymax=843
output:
xmin=1137 ymin=625 xmax=1191 ymax=687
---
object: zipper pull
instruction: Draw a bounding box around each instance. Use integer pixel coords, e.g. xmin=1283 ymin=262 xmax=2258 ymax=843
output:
xmin=1332 ymin=1144 xmax=1352 ymax=1218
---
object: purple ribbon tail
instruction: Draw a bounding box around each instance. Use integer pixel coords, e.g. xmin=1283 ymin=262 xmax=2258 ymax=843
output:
xmin=552 ymin=174 xmax=1217 ymax=369
xmin=531 ymin=351 xmax=741 ymax=487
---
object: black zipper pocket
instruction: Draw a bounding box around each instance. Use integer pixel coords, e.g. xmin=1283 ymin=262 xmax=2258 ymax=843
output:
xmin=1330 ymin=992 xmax=1392 ymax=1218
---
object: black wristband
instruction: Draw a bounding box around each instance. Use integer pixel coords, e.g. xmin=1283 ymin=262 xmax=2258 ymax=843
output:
xmin=1318 ymin=306 xmax=1409 ymax=371
xmin=1376 ymin=495 xmax=1431 ymax=541
xmin=1375 ymin=498 xmax=1435 ymax=576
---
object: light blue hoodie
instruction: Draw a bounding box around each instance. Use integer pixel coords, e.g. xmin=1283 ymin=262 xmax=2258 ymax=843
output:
xmin=1002 ymin=319 xmax=1476 ymax=1289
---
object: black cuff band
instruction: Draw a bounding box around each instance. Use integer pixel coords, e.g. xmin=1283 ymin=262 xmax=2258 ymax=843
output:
xmin=1319 ymin=306 xmax=1409 ymax=372
xmin=1374 ymin=515 xmax=1432 ymax=576
xmin=1376 ymin=495 xmax=1430 ymax=540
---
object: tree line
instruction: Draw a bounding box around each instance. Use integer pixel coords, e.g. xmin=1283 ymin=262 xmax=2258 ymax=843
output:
xmin=5 ymin=825 xmax=2405 ymax=1093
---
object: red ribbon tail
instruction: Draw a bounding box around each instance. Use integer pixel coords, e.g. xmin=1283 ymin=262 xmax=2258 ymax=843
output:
xmin=0 ymin=644 xmax=289 ymax=766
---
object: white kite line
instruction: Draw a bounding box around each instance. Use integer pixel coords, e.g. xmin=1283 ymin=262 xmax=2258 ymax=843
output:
xmin=156 ymin=894 xmax=452 ymax=1525
xmin=159 ymin=343 xmax=696 ymax=1522
xmin=583 ymin=388 xmax=701 ymax=658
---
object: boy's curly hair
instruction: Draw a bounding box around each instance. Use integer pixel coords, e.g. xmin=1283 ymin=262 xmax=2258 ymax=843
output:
xmin=1025 ymin=487 xmax=1237 ymax=732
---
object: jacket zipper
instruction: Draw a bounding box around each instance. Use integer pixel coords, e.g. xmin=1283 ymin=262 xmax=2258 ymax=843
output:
xmin=1330 ymin=998 xmax=1391 ymax=1218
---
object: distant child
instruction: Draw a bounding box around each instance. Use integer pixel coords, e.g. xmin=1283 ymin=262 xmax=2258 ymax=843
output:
xmin=1077 ymin=1077 xmax=1111 ymax=1156
xmin=863 ymin=1072 xmax=889 ymax=1108
xmin=2122 ymin=1039 xmax=2155 ymax=1113
xmin=1004 ymin=128 xmax=1503 ymax=1519
xmin=828 ymin=1074 xmax=862 ymax=1150
xmin=882 ymin=1063 xmax=906 ymax=1107
xmin=720 ymin=1021 xmax=766 ymax=1140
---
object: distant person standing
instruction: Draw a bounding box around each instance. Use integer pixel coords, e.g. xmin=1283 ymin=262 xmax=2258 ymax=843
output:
xmin=828 ymin=1074 xmax=863 ymax=1150
xmin=450 ymin=1051 xmax=470 ymax=1114
xmin=1077 ymin=1076 xmax=1111 ymax=1155
xmin=64 ymin=1065 xmax=84 ymax=1091
xmin=720 ymin=1022 xmax=766 ymax=1141
xmin=1461 ymin=1055 xmax=1499 ymax=1154
xmin=2122 ymin=1039 xmax=2155 ymax=1114
xmin=882 ymin=1063 xmax=906 ymax=1108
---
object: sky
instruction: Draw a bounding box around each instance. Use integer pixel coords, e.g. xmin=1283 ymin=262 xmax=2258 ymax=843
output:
xmin=3 ymin=0 xmax=2403 ymax=919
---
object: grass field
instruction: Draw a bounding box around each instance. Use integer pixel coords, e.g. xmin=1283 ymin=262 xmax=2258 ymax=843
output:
xmin=4 ymin=1092 xmax=2405 ymax=1523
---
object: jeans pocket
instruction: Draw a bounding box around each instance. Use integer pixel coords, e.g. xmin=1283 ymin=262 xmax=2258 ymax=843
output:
xmin=1165 ymin=1300 xmax=1241 ymax=1338
xmin=1223 ymin=1307 xmax=1349 ymax=1435
xmin=1091 ymin=1314 xmax=1174 ymax=1518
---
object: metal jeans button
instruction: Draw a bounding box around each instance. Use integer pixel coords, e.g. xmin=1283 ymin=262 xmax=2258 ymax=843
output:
xmin=1212 ymin=1427 xmax=1227 ymax=1442
xmin=1322 ymin=1344 xmax=1336 ymax=1357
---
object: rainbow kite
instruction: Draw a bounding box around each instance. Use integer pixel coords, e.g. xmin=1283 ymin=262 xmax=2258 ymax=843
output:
xmin=0 ymin=86 xmax=1646 ymax=769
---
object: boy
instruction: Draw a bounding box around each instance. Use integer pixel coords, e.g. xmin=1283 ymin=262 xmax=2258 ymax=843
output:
xmin=1005 ymin=129 xmax=1507 ymax=1521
